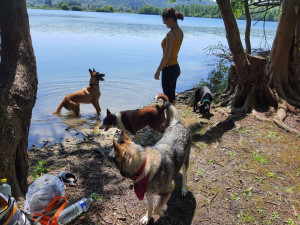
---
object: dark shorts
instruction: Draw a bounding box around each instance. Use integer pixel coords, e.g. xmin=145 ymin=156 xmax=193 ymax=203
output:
xmin=161 ymin=64 xmax=181 ymax=103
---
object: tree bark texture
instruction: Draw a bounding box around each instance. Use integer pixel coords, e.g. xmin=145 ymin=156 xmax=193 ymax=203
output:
xmin=268 ymin=0 xmax=300 ymax=107
xmin=217 ymin=0 xmax=277 ymax=112
xmin=0 ymin=0 xmax=38 ymax=198
xmin=244 ymin=0 xmax=252 ymax=54
xmin=293 ymin=5 xmax=300 ymax=91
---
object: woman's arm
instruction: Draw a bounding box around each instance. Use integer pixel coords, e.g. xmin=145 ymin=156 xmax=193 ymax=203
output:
xmin=154 ymin=32 xmax=175 ymax=80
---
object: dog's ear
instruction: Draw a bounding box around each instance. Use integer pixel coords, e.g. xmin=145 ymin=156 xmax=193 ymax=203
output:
xmin=89 ymin=69 xmax=93 ymax=75
xmin=121 ymin=132 xmax=131 ymax=143
xmin=107 ymin=109 xmax=111 ymax=115
xmin=113 ymin=139 xmax=125 ymax=157
xmin=93 ymin=68 xmax=95 ymax=72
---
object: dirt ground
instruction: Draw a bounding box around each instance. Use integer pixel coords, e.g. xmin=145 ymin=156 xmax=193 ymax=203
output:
xmin=25 ymin=90 xmax=300 ymax=225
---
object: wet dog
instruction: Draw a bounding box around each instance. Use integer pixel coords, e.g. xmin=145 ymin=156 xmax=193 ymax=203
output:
xmin=53 ymin=68 xmax=105 ymax=117
xmin=108 ymin=103 xmax=191 ymax=224
xmin=193 ymin=86 xmax=212 ymax=114
xmin=100 ymin=94 xmax=169 ymax=139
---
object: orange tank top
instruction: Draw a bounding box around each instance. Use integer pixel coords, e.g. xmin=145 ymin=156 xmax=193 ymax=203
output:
xmin=161 ymin=30 xmax=183 ymax=67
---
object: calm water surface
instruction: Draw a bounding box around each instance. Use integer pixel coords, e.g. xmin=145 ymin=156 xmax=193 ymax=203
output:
xmin=28 ymin=9 xmax=278 ymax=147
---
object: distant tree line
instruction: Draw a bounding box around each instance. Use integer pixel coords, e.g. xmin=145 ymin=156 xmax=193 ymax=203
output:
xmin=26 ymin=1 xmax=280 ymax=21
xmin=26 ymin=0 xmax=216 ymax=9
xmin=173 ymin=3 xmax=279 ymax=21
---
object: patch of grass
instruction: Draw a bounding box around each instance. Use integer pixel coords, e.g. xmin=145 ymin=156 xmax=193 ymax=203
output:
xmin=219 ymin=147 xmax=226 ymax=152
xmin=207 ymin=160 xmax=214 ymax=164
xmin=275 ymin=186 xmax=281 ymax=191
xmin=264 ymin=131 xmax=282 ymax=139
xmin=252 ymin=150 xmax=268 ymax=164
xmin=241 ymin=129 xmax=251 ymax=136
xmin=226 ymin=192 xmax=240 ymax=201
xmin=264 ymin=220 xmax=271 ymax=225
xmin=277 ymin=196 xmax=282 ymax=202
xmin=181 ymin=113 xmax=187 ymax=117
xmin=225 ymin=151 xmax=237 ymax=157
xmin=254 ymin=176 xmax=263 ymax=182
xmin=181 ymin=110 xmax=191 ymax=118
xmin=205 ymin=198 xmax=210 ymax=207
xmin=90 ymin=193 xmax=103 ymax=202
xmin=199 ymin=143 xmax=207 ymax=148
xmin=277 ymin=176 xmax=284 ymax=180
xmin=32 ymin=160 xmax=48 ymax=179
xmin=286 ymin=218 xmax=297 ymax=225
xmin=195 ymin=170 xmax=204 ymax=177
xmin=242 ymin=187 xmax=253 ymax=197
xmin=239 ymin=164 xmax=247 ymax=169
xmin=266 ymin=172 xmax=276 ymax=178
xmin=256 ymin=207 xmax=266 ymax=217
xmin=271 ymin=211 xmax=280 ymax=220
xmin=237 ymin=212 xmax=256 ymax=222
xmin=284 ymin=187 xmax=294 ymax=194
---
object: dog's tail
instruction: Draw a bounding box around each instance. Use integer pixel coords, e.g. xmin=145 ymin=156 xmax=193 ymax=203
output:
xmin=155 ymin=94 xmax=169 ymax=103
xmin=164 ymin=102 xmax=179 ymax=126
xmin=53 ymin=100 xmax=64 ymax=115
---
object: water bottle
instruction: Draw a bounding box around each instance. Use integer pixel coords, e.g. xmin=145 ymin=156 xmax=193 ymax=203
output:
xmin=57 ymin=197 xmax=93 ymax=225
xmin=0 ymin=178 xmax=12 ymax=196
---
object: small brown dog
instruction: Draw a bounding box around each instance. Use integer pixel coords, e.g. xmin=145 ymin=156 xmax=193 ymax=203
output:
xmin=53 ymin=68 xmax=105 ymax=117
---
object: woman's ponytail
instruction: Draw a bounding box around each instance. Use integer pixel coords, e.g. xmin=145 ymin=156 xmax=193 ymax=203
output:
xmin=162 ymin=7 xmax=184 ymax=21
xmin=175 ymin=11 xmax=184 ymax=21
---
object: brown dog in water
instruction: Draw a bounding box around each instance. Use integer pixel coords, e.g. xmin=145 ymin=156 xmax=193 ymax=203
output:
xmin=53 ymin=68 xmax=105 ymax=117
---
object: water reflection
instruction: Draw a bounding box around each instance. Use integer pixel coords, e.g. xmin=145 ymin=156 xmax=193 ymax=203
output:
xmin=27 ymin=9 xmax=277 ymax=147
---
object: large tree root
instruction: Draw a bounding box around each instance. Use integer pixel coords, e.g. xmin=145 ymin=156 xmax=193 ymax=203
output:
xmin=252 ymin=106 xmax=300 ymax=135
xmin=273 ymin=104 xmax=300 ymax=135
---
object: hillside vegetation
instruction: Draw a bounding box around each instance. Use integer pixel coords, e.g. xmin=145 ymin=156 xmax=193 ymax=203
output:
xmin=26 ymin=0 xmax=279 ymax=21
xmin=26 ymin=0 xmax=216 ymax=9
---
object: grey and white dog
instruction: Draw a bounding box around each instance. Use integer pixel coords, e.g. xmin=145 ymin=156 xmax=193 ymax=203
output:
xmin=108 ymin=102 xmax=191 ymax=224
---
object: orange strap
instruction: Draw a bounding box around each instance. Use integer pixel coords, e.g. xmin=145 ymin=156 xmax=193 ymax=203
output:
xmin=31 ymin=196 xmax=67 ymax=225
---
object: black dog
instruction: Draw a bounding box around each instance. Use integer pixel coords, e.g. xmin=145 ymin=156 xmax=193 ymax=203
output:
xmin=193 ymin=86 xmax=212 ymax=114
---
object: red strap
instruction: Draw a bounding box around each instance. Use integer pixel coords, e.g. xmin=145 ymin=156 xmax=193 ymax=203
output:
xmin=130 ymin=156 xmax=149 ymax=200
xmin=130 ymin=157 xmax=147 ymax=181
xmin=31 ymin=196 xmax=67 ymax=225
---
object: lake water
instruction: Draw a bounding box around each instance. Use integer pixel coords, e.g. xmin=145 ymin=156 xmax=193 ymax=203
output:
xmin=27 ymin=9 xmax=278 ymax=147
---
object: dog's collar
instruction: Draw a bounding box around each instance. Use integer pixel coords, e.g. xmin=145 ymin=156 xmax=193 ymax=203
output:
xmin=89 ymin=83 xmax=99 ymax=86
xmin=130 ymin=156 xmax=149 ymax=201
xmin=130 ymin=157 xmax=147 ymax=181
xmin=202 ymin=99 xmax=211 ymax=104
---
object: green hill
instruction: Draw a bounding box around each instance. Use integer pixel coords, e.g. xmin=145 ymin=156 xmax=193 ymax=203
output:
xmin=26 ymin=0 xmax=216 ymax=10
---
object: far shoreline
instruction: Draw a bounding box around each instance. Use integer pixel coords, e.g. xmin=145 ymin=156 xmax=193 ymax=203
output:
xmin=26 ymin=7 xmax=279 ymax=23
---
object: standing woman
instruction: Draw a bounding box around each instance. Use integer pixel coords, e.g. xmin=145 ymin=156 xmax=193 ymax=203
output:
xmin=155 ymin=7 xmax=184 ymax=105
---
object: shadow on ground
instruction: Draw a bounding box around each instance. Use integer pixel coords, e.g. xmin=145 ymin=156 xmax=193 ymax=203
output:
xmin=154 ymin=174 xmax=196 ymax=225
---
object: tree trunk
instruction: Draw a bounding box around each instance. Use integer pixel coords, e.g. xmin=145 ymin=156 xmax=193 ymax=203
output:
xmin=268 ymin=0 xmax=300 ymax=107
xmin=0 ymin=0 xmax=38 ymax=198
xmin=217 ymin=0 xmax=277 ymax=112
xmin=244 ymin=0 xmax=252 ymax=54
xmin=293 ymin=5 xmax=300 ymax=91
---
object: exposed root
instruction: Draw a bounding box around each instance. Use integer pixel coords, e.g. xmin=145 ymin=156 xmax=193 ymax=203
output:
xmin=273 ymin=103 xmax=300 ymax=135
xmin=273 ymin=119 xmax=300 ymax=135
xmin=251 ymin=109 xmax=272 ymax=122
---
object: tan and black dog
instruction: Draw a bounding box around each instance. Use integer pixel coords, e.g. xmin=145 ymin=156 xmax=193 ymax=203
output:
xmin=100 ymin=94 xmax=169 ymax=139
xmin=108 ymin=103 xmax=191 ymax=224
xmin=53 ymin=68 xmax=105 ymax=117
